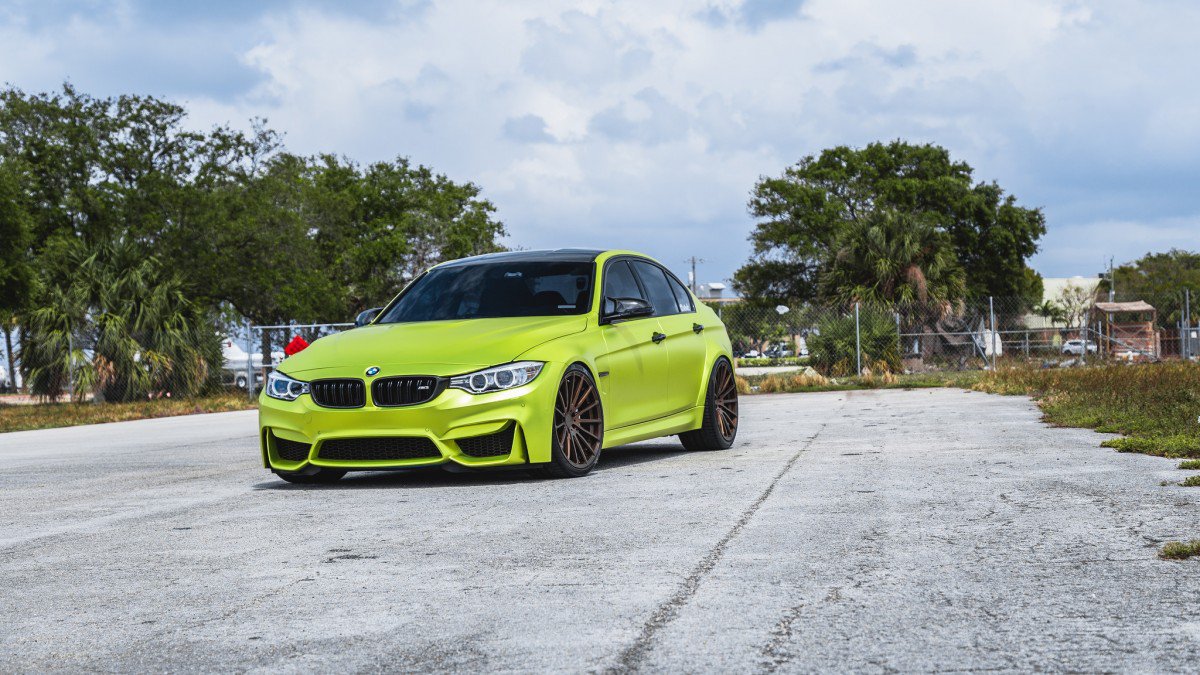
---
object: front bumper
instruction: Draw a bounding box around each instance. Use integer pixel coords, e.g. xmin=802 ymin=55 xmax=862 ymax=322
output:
xmin=258 ymin=373 xmax=559 ymax=471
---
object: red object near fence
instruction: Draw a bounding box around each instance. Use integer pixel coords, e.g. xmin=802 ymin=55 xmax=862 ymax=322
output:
xmin=284 ymin=335 xmax=309 ymax=356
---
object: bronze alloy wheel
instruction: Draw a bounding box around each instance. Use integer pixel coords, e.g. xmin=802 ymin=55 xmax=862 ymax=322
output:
xmin=712 ymin=358 xmax=738 ymax=441
xmin=553 ymin=368 xmax=604 ymax=471
xmin=679 ymin=357 xmax=739 ymax=451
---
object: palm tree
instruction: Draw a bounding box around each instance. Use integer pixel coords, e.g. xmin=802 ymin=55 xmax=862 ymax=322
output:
xmin=22 ymin=239 xmax=221 ymax=402
xmin=819 ymin=210 xmax=966 ymax=309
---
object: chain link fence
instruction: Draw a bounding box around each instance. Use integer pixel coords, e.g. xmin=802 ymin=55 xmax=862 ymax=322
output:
xmin=0 ymin=321 xmax=356 ymax=405
xmin=5 ymin=288 xmax=1197 ymax=406
xmin=714 ymin=290 xmax=1199 ymax=375
xmin=235 ymin=322 xmax=353 ymax=399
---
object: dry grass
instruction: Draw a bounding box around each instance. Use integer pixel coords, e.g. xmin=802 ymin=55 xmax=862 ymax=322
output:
xmin=736 ymin=369 xmax=982 ymax=395
xmin=755 ymin=370 xmax=831 ymax=393
xmin=974 ymin=362 xmax=1200 ymax=459
xmin=1160 ymin=540 xmax=1200 ymax=560
xmin=0 ymin=392 xmax=256 ymax=433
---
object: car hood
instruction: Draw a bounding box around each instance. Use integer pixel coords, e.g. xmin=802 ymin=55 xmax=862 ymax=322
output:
xmin=279 ymin=315 xmax=589 ymax=377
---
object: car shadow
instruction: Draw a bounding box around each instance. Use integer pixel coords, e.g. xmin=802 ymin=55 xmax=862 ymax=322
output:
xmin=251 ymin=441 xmax=691 ymax=490
xmin=595 ymin=442 xmax=690 ymax=470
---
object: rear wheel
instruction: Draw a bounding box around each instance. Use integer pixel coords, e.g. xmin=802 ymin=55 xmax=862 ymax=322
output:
xmin=272 ymin=467 xmax=346 ymax=484
xmin=680 ymin=358 xmax=738 ymax=451
xmin=542 ymin=364 xmax=604 ymax=478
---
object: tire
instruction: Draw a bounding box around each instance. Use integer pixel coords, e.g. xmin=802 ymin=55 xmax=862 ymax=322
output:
xmin=235 ymin=375 xmax=248 ymax=389
xmin=541 ymin=364 xmax=604 ymax=478
xmin=272 ymin=467 xmax=347 ymax=484
xmin=680 ymin=357 xmax=738 ymax=451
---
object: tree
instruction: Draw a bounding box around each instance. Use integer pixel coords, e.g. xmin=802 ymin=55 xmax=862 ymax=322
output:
xmin=0 ymin=162 xmax=33 ymax=312
xmin=1056 ymin=282 xmax=1096 ymax=330
xmin=0 ymin=162 xmax=34 ymax=388
xmin=1111 ymin=249 xmax=1200 ymax=326
xmin=735 ymin=141 xmax=1045 ymax=307
xmin=819 ymin=210 xmax=965 ymax=307
xmin=20 ymin=239 xmax=221 ymax=402
xmin=2 ymin=84 xmax=510 ymax=383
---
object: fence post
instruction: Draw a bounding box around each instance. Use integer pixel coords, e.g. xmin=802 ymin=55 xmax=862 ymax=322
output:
xmin=246 ymin=321 xmax=256 ymax=402
xmin=67 ymin=329 xmax=74 ymax=402
xmin=854 ymin=302 xmax=862 ymax=376
xmin=1079 ymin=323 xmax=1086 ymax=366
xmin=1186 ymin=288 xmax=1192 ymax=360
xmin=988 ymin=296 xmax=997 ymax=370
xmin=894 ymin=311 xmax=901 ymax=361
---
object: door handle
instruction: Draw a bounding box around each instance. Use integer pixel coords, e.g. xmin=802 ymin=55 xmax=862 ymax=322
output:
xmin=651 ymin=332 xmax=666 ymax=344
xmin=693 ymin=323 xmax=704 ymax=334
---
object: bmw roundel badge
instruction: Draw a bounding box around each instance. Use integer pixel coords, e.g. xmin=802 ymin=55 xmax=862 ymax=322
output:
xmin=365 ymin=366 xmax=380 ymax=377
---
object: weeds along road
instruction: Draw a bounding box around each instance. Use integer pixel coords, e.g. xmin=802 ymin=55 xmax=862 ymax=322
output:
xmin=1 ymin=389 xmax=1197 ymax=672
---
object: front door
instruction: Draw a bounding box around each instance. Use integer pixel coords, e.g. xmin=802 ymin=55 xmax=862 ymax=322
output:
xmin=596 ymin=260 xmax=670 ymax=428
xmin=628 ymin=260 xmax=708 ymax=414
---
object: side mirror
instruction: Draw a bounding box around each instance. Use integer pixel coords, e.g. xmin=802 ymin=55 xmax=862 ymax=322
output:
xmin=354 ymin=307 xmax=383 ymax=328
xmin=602 ymin=297 xmax=654 ymax=324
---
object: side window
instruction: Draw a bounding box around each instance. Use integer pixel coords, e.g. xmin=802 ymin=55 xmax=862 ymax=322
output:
xmin=630 ymin=260 xmax=680 ymax=317
xmin=602 ymin=261 xmax=645 ymax=315
xmin=666 ymin=274 xmax=694 ymax=313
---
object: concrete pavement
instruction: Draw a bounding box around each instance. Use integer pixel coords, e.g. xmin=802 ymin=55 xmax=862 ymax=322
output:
xmin=1 ymin=389 xmax=1197 ymax=672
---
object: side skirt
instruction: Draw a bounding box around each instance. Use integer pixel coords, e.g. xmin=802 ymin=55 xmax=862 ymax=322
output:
xmin=602 ymin=406 xmax=704 ymax=448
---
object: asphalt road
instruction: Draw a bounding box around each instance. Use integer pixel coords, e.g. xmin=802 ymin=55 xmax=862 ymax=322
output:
xmin=2 ymin=389 xmax=1198 ymax=672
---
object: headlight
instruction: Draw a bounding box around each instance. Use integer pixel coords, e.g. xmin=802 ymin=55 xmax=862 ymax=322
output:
xmin=266 ymin=371 xmax=310 ymax=401
xmin=449 ymin=361 xmax=543 ymax=394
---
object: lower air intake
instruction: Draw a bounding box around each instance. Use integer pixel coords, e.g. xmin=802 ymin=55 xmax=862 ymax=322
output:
xmin=317 ymin=437 xmax=441 ymax=461
xmin=457 ymin=425 xmax=515 ymax=458
xmin=273 ymin=433 xmax=311 ymax=462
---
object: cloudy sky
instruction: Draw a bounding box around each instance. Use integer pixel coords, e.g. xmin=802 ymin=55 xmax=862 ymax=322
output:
xmin=2 ymin=0 xmax=1197 ymax=286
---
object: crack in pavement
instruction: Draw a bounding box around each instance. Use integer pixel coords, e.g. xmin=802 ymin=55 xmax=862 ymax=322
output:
xmin=605 ymin=406 xmax=840 ymax=673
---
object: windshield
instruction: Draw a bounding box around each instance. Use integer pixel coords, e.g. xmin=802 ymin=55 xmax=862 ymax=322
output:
xmin=377 ymin=260 xmax=595 ymax=323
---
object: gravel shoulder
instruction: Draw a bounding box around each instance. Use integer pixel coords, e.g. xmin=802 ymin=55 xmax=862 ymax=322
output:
xmin=1 ymin=389 xmax=1197 ymax=672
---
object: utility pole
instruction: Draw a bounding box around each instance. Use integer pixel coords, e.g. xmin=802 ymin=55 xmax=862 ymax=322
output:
xmin=684 ymin=256 xmax=706 ymax=295
xmin=1108 ymin=256 xmax=1115 ymax=302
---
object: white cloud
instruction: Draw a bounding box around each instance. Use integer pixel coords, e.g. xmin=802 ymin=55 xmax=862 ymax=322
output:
xmin=2 ymin=0 xmax=1199 ymax=284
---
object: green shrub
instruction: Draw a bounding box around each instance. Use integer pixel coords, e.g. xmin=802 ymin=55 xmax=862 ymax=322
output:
xmin=808 ymin=306 xmax=899 ymax=375
xmin=1160 ymin=540 xmax=1200 ymax=560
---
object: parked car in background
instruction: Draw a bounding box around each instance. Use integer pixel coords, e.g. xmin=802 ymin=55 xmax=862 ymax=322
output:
xmin=222 ymin=339 xmax=284 ymax=390
xmin=1061 ymin=339 xmax=1098 ymax=355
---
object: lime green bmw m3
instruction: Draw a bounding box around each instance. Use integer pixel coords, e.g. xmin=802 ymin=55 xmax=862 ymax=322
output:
xmin=258 ymin=249 xmax=738 ymax=482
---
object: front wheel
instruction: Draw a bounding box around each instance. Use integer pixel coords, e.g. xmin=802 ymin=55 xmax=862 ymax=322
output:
xmin=680 ymin=358 xmax=738 ymax=451
xmin=541 ymin=364 xmax=604 ymax=478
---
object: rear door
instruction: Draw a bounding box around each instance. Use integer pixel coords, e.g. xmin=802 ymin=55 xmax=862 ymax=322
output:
xmin=597 ymin=260 xmax=669 ymax=428
xmin=628 ymin=260 xmax=708 ymax=415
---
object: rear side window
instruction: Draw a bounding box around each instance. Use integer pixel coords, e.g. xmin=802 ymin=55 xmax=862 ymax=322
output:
xmin=630 ymin=260 xmax=680 ymax=317
xmin=666 ymin=274 xmax=694 ymax=313
xmin=602 ymin=261 xmax=645 ymax=315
